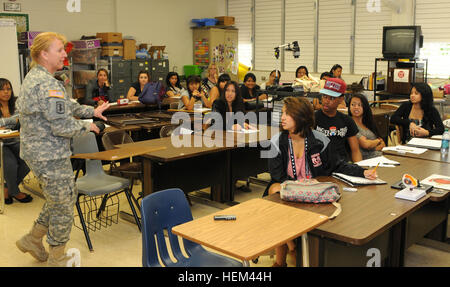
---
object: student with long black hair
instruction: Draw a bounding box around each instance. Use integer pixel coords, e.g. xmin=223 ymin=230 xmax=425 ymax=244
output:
xmin=211 ymin=80 xmax=254 ymax=131
xmin=330 ymin=64 xmax=343 ymax=79
xmin=348 ymin=94 xmax=385 ymax=159
xmin=0 ymin=78 xmax=31 ymax=205
xmin=179 ymin=75 xmax=208 ymax=110
xmin=240 ymin=73 xmax=267 ymax=110
xmin=165 ymin=72 xmax=185 ymax=98
xmin=205 ymin=73 xmax=231 ymax=108
xmin=390 ymin=83 xmax=444 ymax=143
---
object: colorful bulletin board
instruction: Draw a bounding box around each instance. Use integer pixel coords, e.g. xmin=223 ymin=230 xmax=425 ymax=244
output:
xmin=0 ymin=13 xmax=29 ymax=37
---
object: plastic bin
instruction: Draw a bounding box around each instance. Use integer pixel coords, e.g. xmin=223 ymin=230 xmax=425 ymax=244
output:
xmin=191 ymin=18 xmax=218 ymax=27
xmin=184 ymin=65 xmax=203 ymax=77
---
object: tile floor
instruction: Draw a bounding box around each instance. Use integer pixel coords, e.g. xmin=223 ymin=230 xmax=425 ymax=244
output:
xmin=0 ymin=173 xmax=449 ymax=267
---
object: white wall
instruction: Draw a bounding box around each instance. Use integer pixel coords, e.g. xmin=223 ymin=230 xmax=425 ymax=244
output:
xmin=3 ymin=0 xmax=226 ymax=73
xmin=12 ymin=0 xmax=117 ymax=41
xmin=115 ymin=0 xmax=226 ymax=74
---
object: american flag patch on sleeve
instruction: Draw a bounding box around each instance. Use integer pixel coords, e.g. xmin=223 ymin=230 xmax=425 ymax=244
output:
xmin=48 ymin=90 xmax=64 ymax=98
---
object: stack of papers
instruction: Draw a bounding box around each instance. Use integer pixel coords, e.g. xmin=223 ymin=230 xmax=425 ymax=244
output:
xmin=332 ymin=173 xmax=387 ymax=187
xmin=382 ymin=145 xmax=427 ymax=154
xmin=406 ymin=138 xmax=441 ymax=150
xmin=431 ymin=135 xmax=443 ymax=140
xmin=395 ymin=187 xmax=427 ymax=201
xmin=356 ymin=156 xmax=400 ymax=168
xmin=422 ymin=174 xmax=450 ymax=191
xmin=228 ymin=129 xmax=259 ymax=134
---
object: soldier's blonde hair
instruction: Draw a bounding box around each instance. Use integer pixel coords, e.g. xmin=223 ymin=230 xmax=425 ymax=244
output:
xmin=30 ymin=32 xmax=67 ymax=69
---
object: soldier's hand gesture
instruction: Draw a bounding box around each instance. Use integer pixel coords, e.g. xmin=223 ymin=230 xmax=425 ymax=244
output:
xmin=94 ymin=101 xmax=110 ymax=121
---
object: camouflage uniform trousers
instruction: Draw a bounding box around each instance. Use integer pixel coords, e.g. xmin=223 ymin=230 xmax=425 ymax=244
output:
xmin=25 ymin=157 xmax=77 ymax=247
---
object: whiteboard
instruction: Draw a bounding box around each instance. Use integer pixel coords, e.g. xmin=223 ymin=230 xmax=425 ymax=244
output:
xmin=0 ymin=19 xmax=21 ymax=95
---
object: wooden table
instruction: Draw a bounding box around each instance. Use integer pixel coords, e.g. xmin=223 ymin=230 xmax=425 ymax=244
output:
xmin=0 ymin=131 xmax=20 ymax=214
xmin=115 ymin=126 xmax=277 ymax=203
xmin=265 ymin=155 xmax=449 ymax=266
xmin=172 ymin=198 xmax=328 ymax=266
xmin=116 ymin=135 xmax=234 ymax=202
xmin=383 ymin=145 xmax=450 ymax=164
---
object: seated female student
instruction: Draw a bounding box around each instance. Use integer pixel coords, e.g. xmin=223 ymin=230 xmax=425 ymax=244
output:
xmin=127 ymin=71 xmax=150 ymax=101
xmin=0 ymin=78 xmax=32 ymax=205
xmin=390 ymin=82 xmax=444 ymax=144
xmin=201 ymin=64 xmax=219 ymax=97
xmin=210 ymin=81 xmax=255 ymax=131
xmin=84 ymin=68 xmax=111 ymax=106
xmin=205 ymin=73 xmax=231 ymax=108
xmin=240 ymin=73 xmax=268 ymax=110
xmin=260 ymin=70 xmax=281 ymax=90
xmin=348 ymin=94 xmax=386 ymax=159
xmin=165 ymin=72 xmax=185 ymax=98
xmin=330 ymin=64 xmax=343 ymax=79
xmin=264 ymin=96 xmax=377 ymax=267
xmin=179 ymin=75 xmax=208 ymax=110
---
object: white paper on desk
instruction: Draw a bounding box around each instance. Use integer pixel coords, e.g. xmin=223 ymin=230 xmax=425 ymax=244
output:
xmin=382 ymin=145 xmax=427 ymax=154
xmin=0 ymin=129 xmax=16 ymax=135
xmin=227 ymin=128 xmax=259 ymax=134
xmin=108 ymin=102 xmax=118 ymax=106
xmin=356 ymin=156 xmax=400 ymax=167
xmin=129 ymin=100 xmax=141 ymax=104
xmin=422 ymin=174 xmax=450 ymax=191
xmin=431 ymin=135 xmax=443 ymax=140
xmin=332 ymin=172 xmax=387 ymax=186
xmin=406 ymin=138 xmax=442 ymax=150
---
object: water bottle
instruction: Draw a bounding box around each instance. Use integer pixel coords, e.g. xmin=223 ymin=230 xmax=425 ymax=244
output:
xmin=441 ymin=128 xmax=449 ymax=156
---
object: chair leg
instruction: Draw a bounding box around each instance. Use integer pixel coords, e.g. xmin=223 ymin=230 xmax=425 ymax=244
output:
xmin=124 ymin=188 xmax=142 ymax=232
xmin=96 ymin=194 xmax=109 ymax=219
xmin=75 ymin=195 xmax=94 ymax=252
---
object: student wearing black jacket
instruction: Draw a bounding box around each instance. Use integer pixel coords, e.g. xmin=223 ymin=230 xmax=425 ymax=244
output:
xmin=264 ymin=97 xmax=377 ymax=267
xmin=390 ymin=83 xmax=444 ymax=144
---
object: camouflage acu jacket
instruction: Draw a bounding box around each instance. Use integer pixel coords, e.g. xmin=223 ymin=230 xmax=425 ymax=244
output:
xmin=17 ymin=64 xmax=94 ymax=161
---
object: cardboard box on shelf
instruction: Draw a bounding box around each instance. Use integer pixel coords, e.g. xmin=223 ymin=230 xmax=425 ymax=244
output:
xmin=70 ymin=48 xmax=101 ymax=64
xmin=101 ymin=46 xmax=124 ymax=57
xmin=123 ymin=39 xmax=136 ymax=60
xmin=139 ymin=43 xmax=148 ymax=50
xmin=148 ymin=46 xmax=165 ymax=59
xmin=72 ymin=39 xmax=101 ymax=49
xmin=96 ymin=32 xmax=123 ymax=44
xmin=215 ymin=16 xmax=235 ymax=26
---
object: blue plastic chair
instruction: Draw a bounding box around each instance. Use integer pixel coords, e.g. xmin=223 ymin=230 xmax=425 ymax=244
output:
xmin=141 ymin=188 xmax=242 ymax=267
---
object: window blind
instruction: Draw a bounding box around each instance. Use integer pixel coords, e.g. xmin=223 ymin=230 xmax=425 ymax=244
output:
xmin=254 ymin=0 xmax=282 ymax=71
xmin=284 ymin=0 xmax=316 ymax=73
xmin=228 ymin=0 xmax=253 ymax=68
xmin=415 ymin=0 xmax=450 ymax=78
xmin=317 ymin=0 xmax=353 ymax=75
xmin=353 ymin=0 xmax=392 ymax=75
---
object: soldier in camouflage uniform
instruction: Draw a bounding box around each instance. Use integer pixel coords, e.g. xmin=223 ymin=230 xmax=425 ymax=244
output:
xmin=15 ymin=32 xmax=109 ymax=267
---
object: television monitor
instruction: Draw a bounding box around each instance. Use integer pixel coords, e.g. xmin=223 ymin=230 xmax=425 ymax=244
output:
xmin=382 ymin=26 xmax=423 ymax=59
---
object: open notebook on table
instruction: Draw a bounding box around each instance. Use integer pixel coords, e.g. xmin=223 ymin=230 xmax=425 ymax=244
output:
xmin=332 ymin=172 xmax=387 ymax=187
xmin=406 ymin=137 xmax=441 ymax=150
xmin=356 ymin=156 xmax=400 ymax=168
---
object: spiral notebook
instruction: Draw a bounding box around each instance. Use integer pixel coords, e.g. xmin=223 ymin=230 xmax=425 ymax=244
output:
xmin=332 ymin=172 xmax=387 ymax=187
